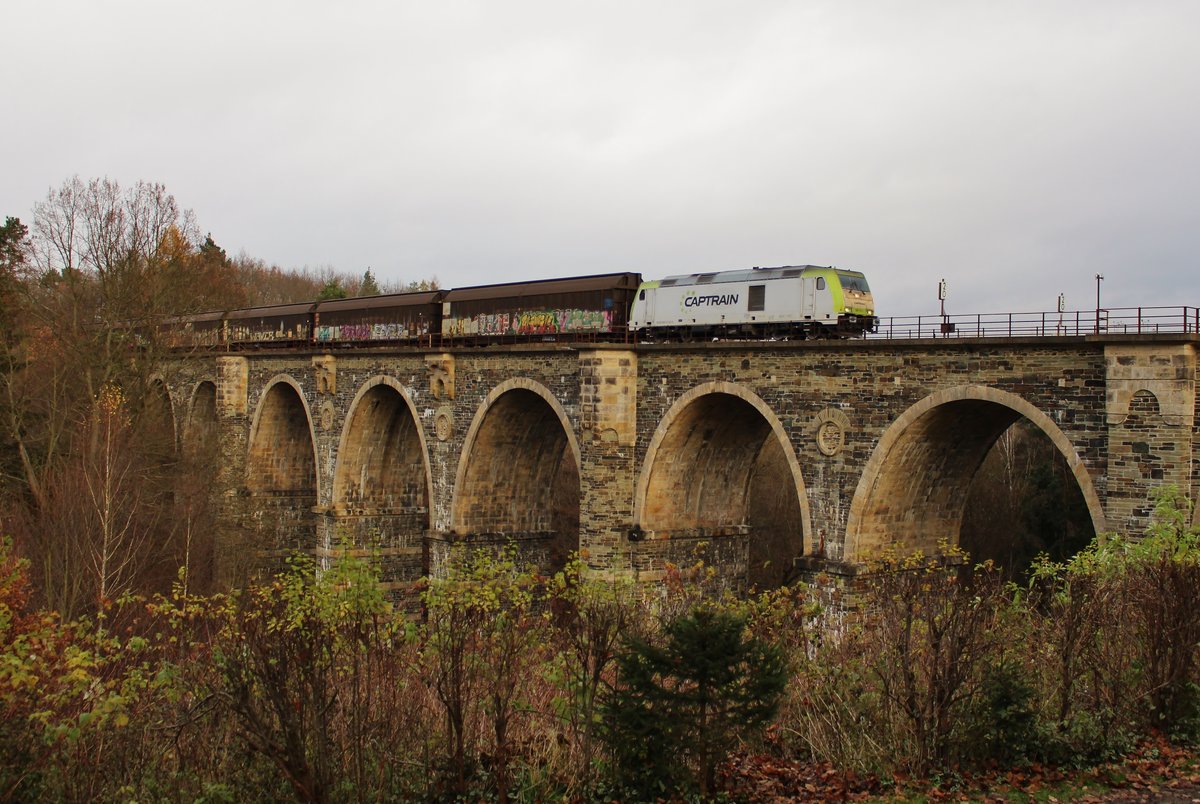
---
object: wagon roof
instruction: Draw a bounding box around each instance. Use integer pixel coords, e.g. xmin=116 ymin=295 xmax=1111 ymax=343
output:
xmin=443 ymin=272 xmax=641 ymax=302
xmin=225 ymin=301 xmax=317 ymax=319
xmin=163 ymin=309 xmax=226 ymax=324
xmin=316 ymin=290 xmax=443 ymax=312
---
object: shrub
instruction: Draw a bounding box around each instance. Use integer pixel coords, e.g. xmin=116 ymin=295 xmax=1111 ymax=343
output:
xmin=544 ymin=556 xmax=643 ymax=798
xmin=859 ymin=550 xmax=1010 ymax=774
xmin=776 ymin=549 xmax=1020 ymax=776
xmin=966 ymin=657 xmax=1040 ymax=765
xmin=211 ymin=549 xmax=411 ymax=803
xmin=1020 ymin=488 xmax=1200 ymax=759
xmin=421 ymin=545 xmax=546 ymax=800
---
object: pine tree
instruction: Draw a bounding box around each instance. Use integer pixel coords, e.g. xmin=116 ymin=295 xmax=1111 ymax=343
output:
xmin=0 ymin=217 xmax=28 ymax=337
xmin=602 ymin=606 xmax=787 ymax=798
xmin=359 ymin=268 xmax=380 ymax=296
xmin=317 ymin=279 xmax=347 ymax=301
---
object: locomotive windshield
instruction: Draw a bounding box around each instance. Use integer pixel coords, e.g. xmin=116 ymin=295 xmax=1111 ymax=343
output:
xmin=837 ymin=272 xmax=871 ymax=293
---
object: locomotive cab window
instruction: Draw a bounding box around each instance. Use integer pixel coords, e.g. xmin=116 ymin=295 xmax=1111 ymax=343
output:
xmin=816 ymin=277 xmax=826 ymax=290
xmin=837 ymin=273 xmax=870 ymax=293
xmin=639 ymin=290 xmax=645 ymax=301
xmin=748 ymin=285 xmax=765 ymax=312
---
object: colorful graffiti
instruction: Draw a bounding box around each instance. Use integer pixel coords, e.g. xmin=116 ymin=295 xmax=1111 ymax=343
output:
xmin=442 ymin=308 xmax=614 ymax=337
xmin=228 ymin=324 xmax=312 ymax=342
xmin=315 ymin=321 xmax=431 ymax=342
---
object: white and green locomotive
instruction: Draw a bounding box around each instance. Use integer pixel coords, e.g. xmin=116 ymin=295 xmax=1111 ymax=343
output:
xmin=629 ymin=265 xmax=875 ymax=339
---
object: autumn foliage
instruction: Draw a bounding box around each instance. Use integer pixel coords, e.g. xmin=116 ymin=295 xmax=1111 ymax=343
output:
xmin=3 ymin=179 xmax=1200 ymax=799
xmin=0 ymin=490 xmax=1197 ymax=801
xmin=0 ymin=177 xmax=433 ymax=622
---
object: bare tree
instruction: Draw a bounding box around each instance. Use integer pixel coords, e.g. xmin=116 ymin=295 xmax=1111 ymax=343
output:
xmin=1 ymin=177 xmax=224 ymax=614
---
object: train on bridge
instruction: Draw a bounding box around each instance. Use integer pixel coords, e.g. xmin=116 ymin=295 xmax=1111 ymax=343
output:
xmin=168 ymin=265 xmax=876 ymax=348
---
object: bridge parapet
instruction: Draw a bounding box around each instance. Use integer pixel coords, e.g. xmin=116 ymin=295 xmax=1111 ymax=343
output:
xmin=871 ymin=306 xmax=1199 ymax=340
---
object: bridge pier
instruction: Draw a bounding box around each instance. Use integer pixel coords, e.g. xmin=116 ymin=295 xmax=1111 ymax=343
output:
xmin=577 ymin=350 xmax=639 ymax=576
xmin=1103 ymin=344 xmax=1196 ymax=533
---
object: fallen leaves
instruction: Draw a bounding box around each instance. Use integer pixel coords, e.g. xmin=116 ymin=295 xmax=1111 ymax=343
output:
xmin=718 ymin=734 xmax=1200 ymax=802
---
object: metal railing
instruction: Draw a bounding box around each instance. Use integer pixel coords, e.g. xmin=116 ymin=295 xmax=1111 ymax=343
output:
xmin=868 ymin=306 xmax=1200 ymax=340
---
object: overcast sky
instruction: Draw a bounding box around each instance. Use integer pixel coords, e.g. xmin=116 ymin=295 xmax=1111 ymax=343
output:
xmin=4 ymin=1 xmax=1198 ymax=315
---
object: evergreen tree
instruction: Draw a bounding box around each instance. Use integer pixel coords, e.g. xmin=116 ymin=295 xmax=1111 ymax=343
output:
xmin=602 ymin=607 xmax=787 ymax=798
xmin=0 ymin=217 xmax=26 ymax=274
xmin=359 ymin=268 xmax=380 ymax=296
xmin=0 ymin=217 xmax=27 ymax=336
xmin=317 ymin=279 xmax=347 ymax=300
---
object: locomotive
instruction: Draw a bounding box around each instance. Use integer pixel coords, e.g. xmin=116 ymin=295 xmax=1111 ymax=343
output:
xmin=169 ymin=265 xmax=874 ymax=348
xmin=630 ymin=265 xmax=874 ymax=339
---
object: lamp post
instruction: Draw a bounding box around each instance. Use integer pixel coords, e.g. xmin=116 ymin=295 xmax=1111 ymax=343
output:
xmin=1095 ymin=274 xmax=1104 ymax=333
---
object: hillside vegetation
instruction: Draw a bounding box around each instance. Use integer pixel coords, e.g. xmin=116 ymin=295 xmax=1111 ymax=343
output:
xmin=1 ymin=491 xmax=1199 ymax=801
xmin=0 ymin=179 xmax=435 ymax=620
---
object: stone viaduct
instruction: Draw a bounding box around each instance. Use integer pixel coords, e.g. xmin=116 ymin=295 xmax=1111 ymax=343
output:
xmin=159 ymin=334 xmax=1199 ymax=597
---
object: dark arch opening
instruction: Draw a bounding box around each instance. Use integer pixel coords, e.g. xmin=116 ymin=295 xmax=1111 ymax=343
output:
xmin=142 ymin=379 xmax=177 ymax=465
xmin=245 ymin=382 xmax=318 ymax=559
xmin=642 ymin=392 xmax=804 ymax=590
xmin=247 ymin=383 xmax=316 ymax=497
xmin=183 ymin=382 xmax=218 ymax=463
xmin=961 ymin=419 xmax=1096 ymax=579
xmin=332 ymin=384 xmax=430 ymax=589
xmin=454 ymin=388 xmax=579 ymax=572
xmin=334 ymin=384 xmax=428 ymax=513
xmin=178 ymin=380 xmax=220 ymax=594
xmin=853 ymin=398 xmax=1095 ymax=577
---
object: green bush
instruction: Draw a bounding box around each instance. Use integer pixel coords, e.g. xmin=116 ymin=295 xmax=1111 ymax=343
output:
xmin=601 ymin=605 xmax=786 ymax=798
xmin=967 ymin=658 xmax=1040 ymax=765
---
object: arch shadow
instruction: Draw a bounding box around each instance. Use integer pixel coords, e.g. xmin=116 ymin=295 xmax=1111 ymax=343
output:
xmin=450 ymin=378 xmax=582 ymax=565
xmin=246 ymin=374 xmax=320 ymax=500
xmin=635 ymin=381 xmax=813 ymax=587
xmin=182 ymin=380 xmax=219 ymax=459
xmin=332 ymin=375 xmax=433 ymax=518
xmin=844 ymin=385 xmax=1106 ymax=564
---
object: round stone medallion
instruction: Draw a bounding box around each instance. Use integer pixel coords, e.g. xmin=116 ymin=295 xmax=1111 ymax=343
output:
xmin=814 ymin=407 xmax=851 ymax=457
xmin=318 ymin=400 xmax=336 ymax=431
xmin=434 ymin=406 xmax=454 ymax=442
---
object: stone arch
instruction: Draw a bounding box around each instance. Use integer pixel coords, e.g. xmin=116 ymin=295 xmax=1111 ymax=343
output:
xmin=246 ymin=375 xmax=318 ymax=499
xmin=332 ymin=376 xmax=432 ymax=519
xmin=144 ymin=375 xmax=178 ymax=459
xmin=182 ymin=380 xmax=219 ymax=462
xmin=844 ymin=385 xmax=1105 ymax=564
xmin=175 ymin=379 xmax=220 ymax=592
xmin=451 ymin=378 xmax=582 ymax=570
xmin=635 ymin=382 xmax=812 ymax=589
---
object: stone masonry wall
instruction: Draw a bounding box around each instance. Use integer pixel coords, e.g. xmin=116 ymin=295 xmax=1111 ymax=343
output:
xmin=634 ymin=339 xmax=1111 ymax=562
xmin=204 ymin=347 xmax=584 ymax=593
xmin=179 ymin=334 xmax=1197 ymax=597
xmin=1104 ymin=344 xmax=1197 ymax=533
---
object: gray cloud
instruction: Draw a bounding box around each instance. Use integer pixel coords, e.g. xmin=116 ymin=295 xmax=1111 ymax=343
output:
xmin=4 ymin=0 xmax=1198 ymax=316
